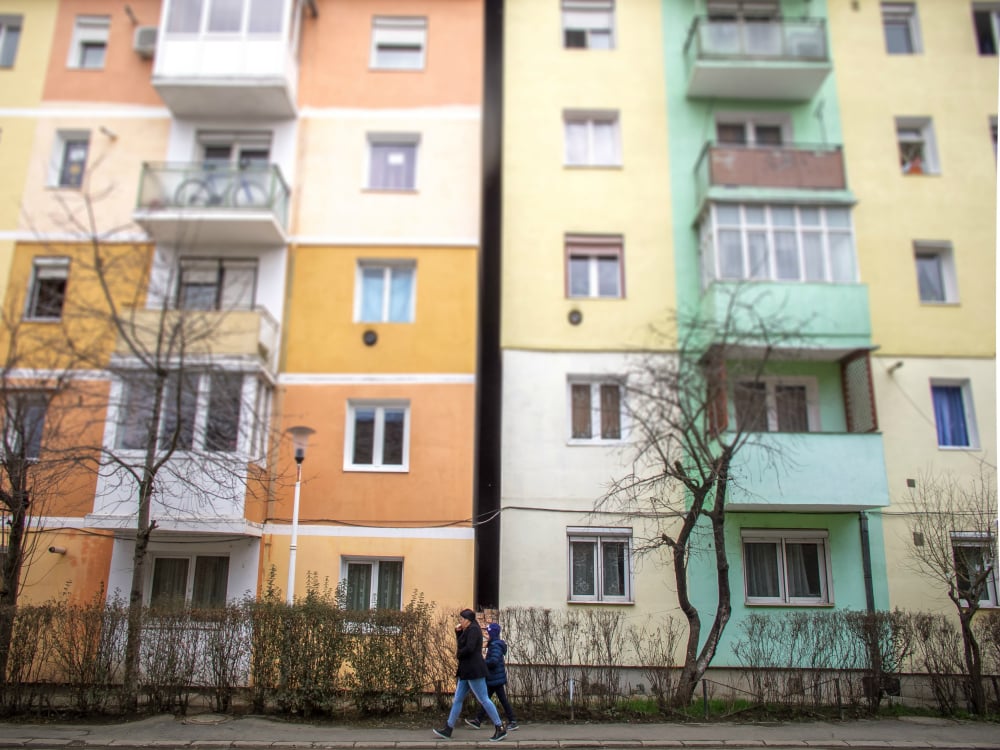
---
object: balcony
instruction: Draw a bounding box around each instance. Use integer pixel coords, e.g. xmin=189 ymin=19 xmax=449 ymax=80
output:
xmin=114 ymin=307 xmax=280 ymax=373
xmin=695 ymin=143 xmax=847 ymax=205
xmin=726 ymin=432 xmax=889 ymax=511
xmin=683 ymin=16 xmax=832 ymax=101
xmin=133 ymin=163 xmax=290 ymax=246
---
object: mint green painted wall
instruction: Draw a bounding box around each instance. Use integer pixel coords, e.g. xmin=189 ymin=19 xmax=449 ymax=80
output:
xmin=728 ymin=358 xmax=846 ymax=431
xmin=687 ymin=509 xmax=890 ymax=667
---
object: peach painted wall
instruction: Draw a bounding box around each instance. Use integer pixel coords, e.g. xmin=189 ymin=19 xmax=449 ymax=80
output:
xmin=298 ymin=0 xmax=483 ymax=109
xmin=42 ymin=0 xmax=162 ymax=105
xmin=283 ymin=245 xmax=477 ymax=374
xmin=20 ymin=529 xmax=115 ymax=605
xmin=277 ymin=383 xmax=475 ymax=525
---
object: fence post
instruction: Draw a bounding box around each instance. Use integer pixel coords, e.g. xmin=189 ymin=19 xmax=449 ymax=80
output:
xmin=835 ymin=677 xmax=843 ymax=720
xmin=702 ymin=680 xmax=709 ymax=720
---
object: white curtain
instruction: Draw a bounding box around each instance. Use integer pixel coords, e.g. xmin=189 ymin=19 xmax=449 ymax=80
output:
xmin=785 ymin=542 xmax=821 ymax=598
xmin=388 ymin=267 xmax=413 ymax=322
xmin=744 ymin=542 xmax=780 ymax=598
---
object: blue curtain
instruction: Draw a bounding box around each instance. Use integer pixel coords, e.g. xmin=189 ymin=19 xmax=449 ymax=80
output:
xmin=932 ymin=385 xmax=969 ymax=446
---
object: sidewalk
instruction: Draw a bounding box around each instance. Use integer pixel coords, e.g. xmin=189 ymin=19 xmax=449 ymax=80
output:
xmin=0 ymin=715 xmax=997 ymax=749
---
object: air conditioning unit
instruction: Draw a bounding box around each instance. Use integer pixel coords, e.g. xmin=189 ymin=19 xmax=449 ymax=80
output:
xmin=133 ymin=26 xmax=158 ymax=58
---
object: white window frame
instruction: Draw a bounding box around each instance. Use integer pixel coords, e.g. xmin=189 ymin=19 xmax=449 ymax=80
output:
xmin=565 ymin=234 xmax=624 ymax=298
xmin=366 ymin=133 xmax=420 ymax=190
xmin=741 ymin=529 xmax=833 ymax=606
xmin=354 ymin=261 xmax=417 ymax=323
xmin=881 ymin=2 xmax=921 ymax=54
xmin=564 ymin=110 xmax=621 ymax=167
xmin=370 ymin=16 xmax=427 ymax=70
xmin=25 ymin=257 xmax=70 ymax=321
xmin=0 ymin=15 xmax=22 ymax=68
xmin=49 ymin=131 xmax=91 ymax=189
xmin=341 ymin=557 xmax=405 ymax=611
xmin=146 ymin=553 xmax=231 ymax=608
xmin=165 ymin=0 xmax=286 ymax=36
xmin=562 ymin=0 xmax=615 ymax=49
xmin=732 ymin=376 xmax=820 ymax=433
xmin=567 ymin=378 xmax=626 ymax=444
xmin=567 ymin=527 xmax=633 ymax=603
xmin=951 ymin=533 xmax=998 ymax=608
xmin=344 ymin=400 xmax=410 ymax=472
xmin=249 ymin=378 xmax=272 ymax=464
xmin=67 ymin=15 xmax=110 ymax=70
xmin=176 ymin=256 xmax=258 ymax=311
xmin=896 ymin=117 xmax=939 ymax=175
xmin=4 ymin=392 xmax=48 ymax=462
xmin=913 ymin=241 xmax=958 ymax=304
xmin=702 ymin=203 xmax=857 ymax=285
xmin=715 ymin=112 xmax=791 ymax=146
xmin=929 ymin=379 xmax=980 ymax=450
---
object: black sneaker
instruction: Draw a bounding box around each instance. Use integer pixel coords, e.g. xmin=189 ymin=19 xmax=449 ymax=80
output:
xmin=464 ymin=718 xmax=481 ymax=729
xmin=489 ymin=726 xmax=507 ymax=742
xmin=433 ymin=725 xmax=453 ymax=739
xmin=507 ymin=721 xmax=519 ymax=731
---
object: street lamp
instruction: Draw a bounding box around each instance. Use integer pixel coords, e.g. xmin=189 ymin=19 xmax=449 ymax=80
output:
xmin=285 ymin=425 xmax=314 ymax=604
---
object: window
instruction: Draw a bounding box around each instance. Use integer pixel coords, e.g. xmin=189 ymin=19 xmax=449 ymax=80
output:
xmin=370 ymin=16 xmax=426 ymax=70
xmin=566 ymin=235 xmax=623 ymax=298
xmin=914 ymin=242 xmax=958 ymax=303
xmin=733 ymin=377 xmax=817 ymax=433
xmin=567 ymin=528 xmax=632 ymax=602
xmin=345 ymin=401 xmax=409 ymax=471
xmin=742 ymin=530 xmax=832 ymax=605
xmin=343 ymin=558 xmax=403 ymax=610
xmin=356 ymin=262 xmax=416 ymax=322
xmin=973 ymin=4 xmax=1000 ymax=55
xmin=116 ymin=372 xmax=244 ymax=453
xmin=897 ymin=117 xmax=939 ymax=175
xmin=177 ymin=257 xmax=257 ymax=311
xmin=0 ymin=15 xmax=22 ymax=68
xmin=5 ymin=393 xmax=47 ymax=461
xmin=703 ymin=203 xmax=856 ymax=284
xmin=705 ymin=1 xmax=782 ymax=57
xmin=951 ymin=535 xmax=998 ymax=607
xmin=881 ymin=3 xmax=920 ymax=54
xmin=249 ymin=379 xmax=272 ymax=461
xmin=197 ymin=130 xmax=272 ymax=167
xmin=25 ymin=258 xmax=69 ymax=321
xmin=68 ymin=16 xmax=110 ymax=69
xmin=562 ymin=0 xmax=614 ymax=49
xmin=931 ymin=381 xmax=978 ymax=449
xmin=167 ymin=0 xmax=283 ymax=35
xmin=367 ymin=135 xmax=419 ymax=190
xmin=564 ymin=111 xmax=621 ymax=166
xmin=51 ymin=132 xmax=90 ymax=189
xmin=569 ymin=379 xmax=623 ymax=442
xmin=990 ymin=116 xmax=998 ymax=158
xmin=149 ymin=555 xmax=229 ymax=608
xmin=716 ymin=116 xmax=786 ymax=146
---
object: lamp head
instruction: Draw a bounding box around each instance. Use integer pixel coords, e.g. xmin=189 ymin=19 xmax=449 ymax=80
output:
xmin=287 ymin=425 xmax=315 ymax=465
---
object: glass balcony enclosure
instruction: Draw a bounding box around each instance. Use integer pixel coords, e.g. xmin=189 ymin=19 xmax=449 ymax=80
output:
xmin=683 ymin=16 xmax=832 ymax=100
xmin=134 ymin=162 xmax=290 ymax=246
xmin=151 ymin=0 xmax=308 ymax=118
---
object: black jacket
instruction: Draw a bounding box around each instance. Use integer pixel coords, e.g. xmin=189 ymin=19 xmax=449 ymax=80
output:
xmin=455 ymin=622 xmax=489 ymax=680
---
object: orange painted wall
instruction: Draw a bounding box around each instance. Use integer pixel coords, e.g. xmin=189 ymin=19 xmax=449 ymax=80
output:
xmin=20 ymin=529 xmax=115 ymax=604
xmin=42 ymin=0 xmax=162 ymax=105
xmin=277 ymin=383 xmax=475 ymax=526
xmin=298 ymin=0 xmax=483 ymax=108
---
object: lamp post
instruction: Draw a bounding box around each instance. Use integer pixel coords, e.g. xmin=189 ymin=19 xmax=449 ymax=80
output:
xmin=285 ymin=425 xmax=314 ymax=605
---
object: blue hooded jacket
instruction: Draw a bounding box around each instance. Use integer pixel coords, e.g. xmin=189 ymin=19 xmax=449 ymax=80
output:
xmin=484 ymin=634 xmax=509 ymax=687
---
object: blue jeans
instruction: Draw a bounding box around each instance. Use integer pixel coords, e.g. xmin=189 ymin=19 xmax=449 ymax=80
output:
xmin=446 ymin=677 xmax=502 ymax=728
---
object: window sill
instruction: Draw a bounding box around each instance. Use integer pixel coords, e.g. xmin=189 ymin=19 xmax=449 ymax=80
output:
xmin=368 ymin=66 xmax=425 ymax=73
xmin=343 ymin=465 xmax=409 ymax=473
xmin=566 ymin=439 xmax=626 ymax=447
xmin=362 ymin=188 xmax=418 ymax=194
xmin=918 ymin=300 xmax=960 ymax=306
xmin=23 ymin=316 xmax=63 ymax=323
xmin=937 ymin=444 xmax=980 ymax=451
xmin=567 ymin=599 xmax=634 ymax=606
xmin=564 ymin=164 xmax=623 ymax=170
xmin=744 ymin=601 xmax=834 ymax=608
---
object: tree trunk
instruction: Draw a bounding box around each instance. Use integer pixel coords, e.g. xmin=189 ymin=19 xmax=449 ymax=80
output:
xmin=0 ymin=484 xmax=29 ymax=688
xmin=958 ymin=610 xmax=986 ymax=714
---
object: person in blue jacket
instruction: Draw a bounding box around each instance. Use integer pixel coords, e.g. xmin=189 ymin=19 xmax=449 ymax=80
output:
xmin=465 ymin=622 xmax=518 ymax=731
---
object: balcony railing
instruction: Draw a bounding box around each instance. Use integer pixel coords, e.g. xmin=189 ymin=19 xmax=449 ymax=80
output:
xmin=134 ymin=163 xmax=290 ymax=246
xmin=683 ymin=16 xmax=831 ymax=100
xmin=695 ymin=142 xmax=847 ymax=200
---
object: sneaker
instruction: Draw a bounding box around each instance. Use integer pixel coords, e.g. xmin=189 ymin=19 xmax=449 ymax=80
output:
xmin=464 ymin=718 xmax=482 ymax=729
xmin=433 ymin=725 xmax=453 ymax=740
xmin=489 ymin=726 xmax=507 ymax=742
xmin=507 ymin=721 xmax=519 ymax=731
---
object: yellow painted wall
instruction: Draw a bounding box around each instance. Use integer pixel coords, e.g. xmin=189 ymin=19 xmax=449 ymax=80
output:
xmin=829 ymin=0 xmax=997 ymax=357
xmin=283 ymin=245 xmax=477 ymax=374
xmin=502 ymin=0 xmax=674 ymax=351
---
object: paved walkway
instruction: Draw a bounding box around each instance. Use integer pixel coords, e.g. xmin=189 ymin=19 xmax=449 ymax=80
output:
xmin=0 ymin=715 xmax=997 ymax=749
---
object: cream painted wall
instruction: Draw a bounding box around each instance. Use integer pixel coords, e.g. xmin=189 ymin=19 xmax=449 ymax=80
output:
xmin=502 ymin=0 xmax=674 ymax=351
xmin=18 ymin=114 xmax=171 ymax=237
xmin=872 ymin=354 xmax=997 ymax=613
xmin=829 ymin=0 xmax=997 ymax=358
xmin=294 ymin=110 xmax=481 ymax=242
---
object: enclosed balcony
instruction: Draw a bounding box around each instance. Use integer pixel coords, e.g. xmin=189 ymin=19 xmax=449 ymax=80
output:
xmin=133 ymin=162 xmax=290 ymax=246
xmin=150 ymin=0 xmax=307 ymax=118
xmin=683 ymin=16 xmax=832 ymax=101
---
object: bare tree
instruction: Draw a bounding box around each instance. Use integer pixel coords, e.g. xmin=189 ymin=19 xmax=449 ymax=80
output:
xmin=903 ymin=466 xmax=997 ymax=714
xmin=598 ymin=293 xmax=811 ymax=707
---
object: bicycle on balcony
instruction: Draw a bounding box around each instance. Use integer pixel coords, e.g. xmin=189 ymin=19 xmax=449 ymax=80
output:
xmin=173 ymin=162 xmax=271 ymax=209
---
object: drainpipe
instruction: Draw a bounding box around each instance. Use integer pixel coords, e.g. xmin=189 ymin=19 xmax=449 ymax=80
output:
xmin=859 ymin=511 xmax=875 ymax=612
